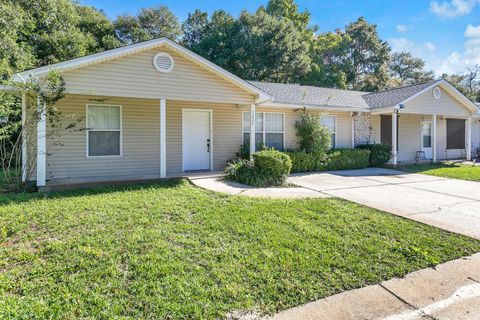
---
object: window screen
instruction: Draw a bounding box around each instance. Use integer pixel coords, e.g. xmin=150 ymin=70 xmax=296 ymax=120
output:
xmin=87 ymin=105 xmax=121 ymax=156
xmin=446 ymin=119 xmax=465 ymax=150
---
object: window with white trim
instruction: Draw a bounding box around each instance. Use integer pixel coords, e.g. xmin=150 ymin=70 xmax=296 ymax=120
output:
xmin=87 ymin=105 xmax=121 ymax=157
xmin=242 ymin=112 xmax=284 ymax=150
xmin=320 ymin=115 xmax=336 ymax=148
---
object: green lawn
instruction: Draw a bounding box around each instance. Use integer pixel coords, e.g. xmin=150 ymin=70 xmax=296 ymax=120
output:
xmin=401 ymin=162 xmax=480 ymax=182
xmin=1 ymin=180 xmax=479 ymax=319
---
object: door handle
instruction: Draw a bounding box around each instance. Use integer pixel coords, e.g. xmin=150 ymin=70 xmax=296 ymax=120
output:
xmin=207 ymin=139 xmax=210 ymax=153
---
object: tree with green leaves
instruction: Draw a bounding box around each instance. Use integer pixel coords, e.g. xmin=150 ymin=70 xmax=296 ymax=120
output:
xmin=443 ymin=66 xmax=480 ymax=102
xmin=182 ymin=9 xmax=209 ymax=48
xmin=388 ymin=51 xmax=434 ymax=87
xmin=266 ymin=0 xmax=312 ymax=33
xmin=114 ymin=6 xmax=182 ymax=44
xmin=304 ymin=30 xmax=351 ymax=88
xmin=184 ymin=8 xmax=311 ymax=83
xmin=343 ymin=17 xmax=391 ymax=91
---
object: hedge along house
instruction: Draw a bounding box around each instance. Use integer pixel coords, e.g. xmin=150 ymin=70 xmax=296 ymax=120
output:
xmin=7 ymin=38 xmax=480 ymax=189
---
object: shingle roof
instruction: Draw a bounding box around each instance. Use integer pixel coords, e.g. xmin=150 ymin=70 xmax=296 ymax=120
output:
xmin=249 ymin=81 xmax=370 ymax=109
xmin=362 ymin=79 xmax=441 ymax=109
xmin=250 ymin=79 xmax=443 ymax=110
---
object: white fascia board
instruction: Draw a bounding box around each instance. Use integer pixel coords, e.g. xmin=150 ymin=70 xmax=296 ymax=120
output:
xmin=370 ymin=107 xmax=394 ymax=115
xmin=258 ymin=102 xmax=370 ymax=113
xmin=13 ymin=38 xmax=271 ymax=101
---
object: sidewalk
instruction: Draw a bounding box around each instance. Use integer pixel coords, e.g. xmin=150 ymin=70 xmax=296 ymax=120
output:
xmin=187 ymin=172 xmax=330 ymax=199
xmin=272 ymin=253 xmax=480 ymax=320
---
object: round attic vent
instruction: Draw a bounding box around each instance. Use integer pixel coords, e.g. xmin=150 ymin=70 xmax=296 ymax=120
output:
xmin=153 ymin=52 xmax=174 ymax=73
xmin=433 ymin=86 xmax=441 ymax=99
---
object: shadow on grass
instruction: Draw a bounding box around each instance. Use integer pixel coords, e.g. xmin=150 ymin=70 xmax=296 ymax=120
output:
xmin=0 ymin=178 xmax=186 ymax=205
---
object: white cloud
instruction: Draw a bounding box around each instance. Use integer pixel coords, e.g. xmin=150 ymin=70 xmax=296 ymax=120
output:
xmin=425 ymin=42 xmax=437 ymax=51
xmin=465 ymin=24 xmax=480 ymax=37
xmin=389 ymin=38 xmax=415 ymax=52
xmin=396 ymin=24 xmax=409 ymax=33
xmin=436 ymin=26 xmax=480 ymax=74
xmin=430 ymin=0 xmax=478 ymax=17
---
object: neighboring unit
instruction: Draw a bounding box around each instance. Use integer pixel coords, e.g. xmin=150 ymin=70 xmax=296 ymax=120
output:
xmin=7 ymin=38 xmax=480 ymax=188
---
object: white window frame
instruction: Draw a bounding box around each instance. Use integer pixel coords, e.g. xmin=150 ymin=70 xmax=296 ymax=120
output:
xmin=86 ymin=104 xmax=123 ymax=158
xmin=242 ymin=111 xmax=285 ymax=150
xmin=320 ymin=115 xmax=337 ymax=148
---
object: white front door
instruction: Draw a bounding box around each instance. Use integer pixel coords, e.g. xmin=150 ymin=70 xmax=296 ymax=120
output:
xmin=421 ymin=120 xmax=433 ymax=159
xmin=182 ymin=110 xmax=211 ymax=171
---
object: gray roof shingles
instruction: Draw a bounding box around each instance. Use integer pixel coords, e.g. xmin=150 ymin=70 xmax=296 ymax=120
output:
xmin=362 ymin=79 xmax=440 ymax=109
xmin=249 ymin=79 xmax=443 ymax=110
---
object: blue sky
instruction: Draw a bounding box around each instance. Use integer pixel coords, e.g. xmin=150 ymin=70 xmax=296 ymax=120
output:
xmin=81 ymin=0 xmax=480 ymax=75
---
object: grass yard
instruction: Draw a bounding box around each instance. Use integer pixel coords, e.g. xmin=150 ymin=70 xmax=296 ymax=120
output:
xmin=401 ymin=162 xmax=480 ymax=182
xmin=1 ymin=180 xmax=480 ymax=319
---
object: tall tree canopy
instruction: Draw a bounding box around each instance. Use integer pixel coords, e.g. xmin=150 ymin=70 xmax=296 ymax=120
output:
xmin=183 ymin=8 xmax=311 ymax=83
xmin=0 ymin=0 xmax=120 ymax=81
xmin=443 ymin=66 xmax=480 ymax=102
xmin=114 ymin=6 xmax=182 ymax=44
xmin=343 ymin=17 xmax=391 ymax=91
xmin=388 ymin=52 xmax=434 ymax=87
xmin=2 ymin=0 xmax=474 ymax=96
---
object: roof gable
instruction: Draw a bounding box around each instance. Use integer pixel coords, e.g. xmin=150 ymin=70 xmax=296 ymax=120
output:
xmin=13 ymin=38 xmax=270 ymax=103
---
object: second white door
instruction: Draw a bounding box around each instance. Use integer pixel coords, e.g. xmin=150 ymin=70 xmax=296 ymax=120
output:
xmin=421 ymin=120 xmax=433 ymax=159
xmin=182 ymin=110 xmax=211 ymax=171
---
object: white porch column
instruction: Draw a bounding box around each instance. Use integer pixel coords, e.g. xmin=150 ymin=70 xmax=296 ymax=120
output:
xmin=249 ymin=104 xmax=256 ymax=161
xmin=351 ymin=112 xmax=355 ymax=147
xmin=160 ymin=98 xmax=166 ymax=178
xmin=467 ymin=116 xmax=472 ymax=161
xmin=392 ymin=111 xmax=398 ymax=165
xmin=432 ymin=114 xmax=437 ymax=163
xmin=36 ymin=97 xmax=46 ymax=187
xmin=21 ymin=92 xmax=27 ymax=182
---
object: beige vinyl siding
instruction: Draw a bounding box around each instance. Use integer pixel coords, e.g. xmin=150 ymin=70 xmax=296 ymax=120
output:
xmin=46 ymin=95 xmax=160 ymax=183
xmin=166 ymin=101 xmax=243 ymax=176
xmin=44 ymin=94 xmax=357 ymax=182
xmin=397 ymin=114 xmax=422 ymax=162
xmin=472 ymin=121 xmax=480 ymax=155
xmin=370 ymin=115 xmax=381 ymax=144
xmin=402 ymin=86 xmax=471 ymax=117
xmin=62 ymin=47 xmax=255 ymax=105
xmin=255 ymin=108 xmax=353 ymax=150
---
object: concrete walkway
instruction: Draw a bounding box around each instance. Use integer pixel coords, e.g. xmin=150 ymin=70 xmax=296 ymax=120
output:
xmin=188 ymin=172 xmax=330 ymax=199
xmin=273 ymin=253 xmax=480 ymax=320
xmin=289 ymin=168 xmax=480 ymax=240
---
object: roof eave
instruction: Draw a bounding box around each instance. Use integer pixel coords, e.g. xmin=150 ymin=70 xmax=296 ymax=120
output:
xmin=259 ymin=101 xmax=370 ymax=112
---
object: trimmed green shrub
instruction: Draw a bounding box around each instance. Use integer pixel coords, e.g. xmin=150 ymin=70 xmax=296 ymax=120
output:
xmin=325 ymin=148 xmax=370 ymax=170
xmin=356 ymin=144 xmax=392 ymax=166
xmin=225 ymin=150 xmax=292 ymax=187
xmin=295 ymin=111 xmax=331 ymax=153
xmin=285 ymin=150 xmax=328 ymax=173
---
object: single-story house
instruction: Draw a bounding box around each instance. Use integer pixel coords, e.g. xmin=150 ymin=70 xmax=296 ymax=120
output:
xmin=7 ymin=38 xmax=480 ymax=189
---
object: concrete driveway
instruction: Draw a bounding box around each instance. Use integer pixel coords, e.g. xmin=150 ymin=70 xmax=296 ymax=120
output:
xmin=288 ymin=168 xmax=480 ymax=240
